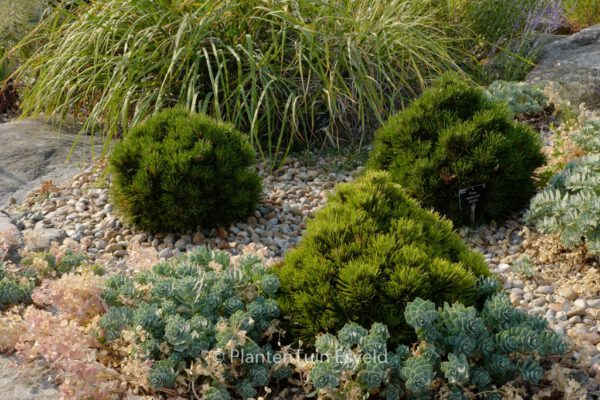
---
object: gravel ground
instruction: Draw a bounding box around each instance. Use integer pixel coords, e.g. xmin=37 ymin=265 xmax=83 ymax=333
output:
xmin=0 ymin=152 xmax=363 ymax=399
xmin=463 ymin=219 xmax=600 ymax=396
xmin=4 ymin=154 xmax=362 ymax=270
xmin=1 ymin=135 xmax=599 ymax=397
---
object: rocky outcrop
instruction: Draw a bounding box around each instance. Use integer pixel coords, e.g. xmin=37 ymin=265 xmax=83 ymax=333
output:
xmin=0 ymin=119 xmax=101 ymax=208
xmin=0 ymin=357 xmax=58 ymax=400
xmin=527 ymin=25 xmax=600 ymax=108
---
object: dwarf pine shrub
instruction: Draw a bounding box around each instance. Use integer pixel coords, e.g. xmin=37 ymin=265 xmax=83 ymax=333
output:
xmin=308 ymin=295 xmax=566 ymax=399
xmin=99 ymin=248 xmax=290 ymax=397
xmin=276 ymin=171 xmax=492 ymax=346
xmin=486 ymin=81 xmax=549 ymax=116
xmin=368 ymin=73 xmax=545 ymax=225
xmin=109 ymin=108 xmax=262 ymax=232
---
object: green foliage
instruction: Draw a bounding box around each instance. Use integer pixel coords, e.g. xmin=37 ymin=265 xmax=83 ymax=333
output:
xmin=0 ymin=261 xmax=36 ymax=309
xmin=308 ymin=295 xmax=566 ymax=398
xmin=486 ymin=81 xmax=549 ymax=116
xmin=148 ymin=359 xmax=177 ymax=389
xmin=0 ymin=0 xmax=48 ymax=80
xmin=512 ymin=255 xmax=536 ymax=278
xmin=98 ymin=248 xmax=290 ymax=397
xmin=572 ymin=120 xmax=600 ymax=153
xmin=204 ymin=386 xmax=231 ymax=400
xmin=0 ymin=1 xmax=48 ymax=45
xmin=109 ymin=108 xmax=262 ymax=232
xmin=276 ymin=171 xmax=491 ymax=346
xmin=21 ymin=249 xmax=87 ymax=276
xmin=368 ymin=73 xmax=545 ymax=225
xmin=527 ymin=153 xmax=600 ymax=254
xmin=0 ymin=250 xmax=87 ymax=310
xmin=441 ymin=353 xmax=470 ymax=384
xmin=563 ymin=0 xmax=600 ymax=27
xmin=401 ymin=356 xmax=434 ymax=393
xmin=14 ymin=0 xmax=467 ymax=165
xmin=0 ymin=48 xmax=9 ymax=83
xmin=440 ymin=0 xmax=563 ymax=82
xmin=0 ymin=275 xmax=33 ymax=309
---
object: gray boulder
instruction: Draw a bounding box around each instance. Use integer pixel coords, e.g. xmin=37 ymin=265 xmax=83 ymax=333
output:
xmin=527 ymin=25 xmax=600 ymax=108
xmin=0 ymin=119 xmax=101 ymax=208
xmin=0 ymin=356 xmax=59 ymax=400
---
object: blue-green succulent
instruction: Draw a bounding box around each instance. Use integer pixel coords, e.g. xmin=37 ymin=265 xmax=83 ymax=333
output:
xmin=486 ymin=80 xmax=549 ymax=115
xmin=98 ymin=248 xmax=289 ymax=398
xmin=308 ymin=294 xmax=565 ymax=398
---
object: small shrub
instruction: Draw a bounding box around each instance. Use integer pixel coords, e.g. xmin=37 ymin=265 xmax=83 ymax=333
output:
xmin=527 ymin=154 xmax=600 ymax=255
xmin=109 ymin=108 xmax=262 ymax=232
xmin=31 ymin=272 xmax=105 ymax=322
xmin=0 ymin=310 xmax=25 ymax=353
xmin=0 ymin=261 xmax=35 ymax=309
xmin=276 ymin=171 xmax=492 ymax=346
xmin=99 ymin=248 xmax=290 ymax=397
xmin=1 ymin=267 xmax=128 ymax=399
xmin=368 ymin=74 xmax=545 ymax=225
xmin=308 ymin=294 xmax=566 ymax=399
xmin=15 ymin=306 xmax=126 ymax=400
xmin=19 ymin=248 xmax=88 ymax=277
xmin=486 ymin=81 xmax=549 ymax=116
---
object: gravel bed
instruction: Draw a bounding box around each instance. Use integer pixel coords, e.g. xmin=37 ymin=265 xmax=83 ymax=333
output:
xmin=1 ymin=147 xmax=598 ymax=397
xmin=5 ymin=154 xmax=361 ymax=271
xmin=463 ymin=218 xmax=600 ymax=395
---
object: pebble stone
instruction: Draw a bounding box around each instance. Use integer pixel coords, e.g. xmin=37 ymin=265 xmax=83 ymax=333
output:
xmin=6 ymin=154 xmax=358 ymax=269
xmin=463 ymin=217 xmax=599 ymax=394
xmin=4 ymin=146 xmax=599 ymax=395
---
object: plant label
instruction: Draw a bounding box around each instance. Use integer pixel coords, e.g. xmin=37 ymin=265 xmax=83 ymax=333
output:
xmin=458 ymin=184 xmax=486 ymax=211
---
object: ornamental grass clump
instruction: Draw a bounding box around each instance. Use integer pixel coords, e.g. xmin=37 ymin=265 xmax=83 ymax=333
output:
xmin=368 ymin=73 xmax=545 ymax=225
xmin=109 ymin=108 xmax=262 ymax=233
xmin=13 ymin=0 xmax=466 ymax=164
xmin=308 ymin=295 xmax=566 ymax=399
xmin=276 ymin=171 xmax=492 ymax=346
xmin=438 ymin=0 xmax=564 ymax=82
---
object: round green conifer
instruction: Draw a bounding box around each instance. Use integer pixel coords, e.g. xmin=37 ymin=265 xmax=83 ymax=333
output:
xmin=368 ymin=73 xmax=545 ymax=225
xmin=109 ymin=107 xmax=262 ymax=232
xmin=275 ymin=171 xmax=491 ymax=346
